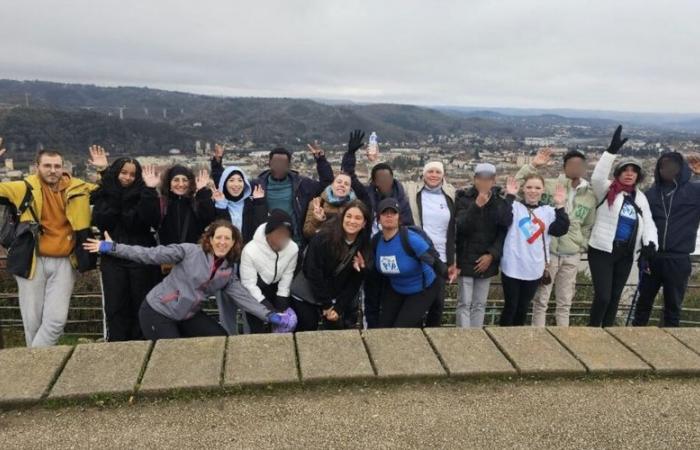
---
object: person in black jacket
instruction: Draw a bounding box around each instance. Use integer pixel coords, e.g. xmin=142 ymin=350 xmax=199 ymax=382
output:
xmin=157 ymin=165 xmax=217 ymax=247
xmin=292 ymin=200 xmax=372 ymax=331
xmin=340 ymin=130 xmax=414 ymax=233
xmin=252 ymin=145 xmax=334 ymax=246
xmin=454 ymin=163 xmax=513 ymax=328
xmin=91 ymin=159 xmax=161 ymax=341
xmin=633 ymin=152 xmax=700 ymax=327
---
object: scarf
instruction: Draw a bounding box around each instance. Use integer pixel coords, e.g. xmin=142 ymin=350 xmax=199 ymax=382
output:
xmin=323 ymin=184 xmax=356 ymax=206
xmin=606 ymin=180 xmax=636 ymax=207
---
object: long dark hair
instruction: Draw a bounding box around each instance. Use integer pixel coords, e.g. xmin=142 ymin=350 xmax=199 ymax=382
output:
xmin=99 ymin=157 xmax=144 ymax=200
xmin=319 ymin=199 xmax=372 ymax=263
xmin=198 ymin=219 xmax=242 ymax=264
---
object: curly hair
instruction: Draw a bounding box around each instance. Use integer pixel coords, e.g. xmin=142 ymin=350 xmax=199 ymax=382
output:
xmin=198 ymin=219 xmax=242 ymax=263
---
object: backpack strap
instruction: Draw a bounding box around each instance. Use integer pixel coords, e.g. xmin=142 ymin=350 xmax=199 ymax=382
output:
xmin=21 ymin=181 xmax=40 ymax=227
xmin=399 ymin=226 xmax=433 ymax=289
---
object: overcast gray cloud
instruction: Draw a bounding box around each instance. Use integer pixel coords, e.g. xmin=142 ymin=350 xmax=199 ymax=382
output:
xmin=1 ymin=0 xmax=698 ymax=113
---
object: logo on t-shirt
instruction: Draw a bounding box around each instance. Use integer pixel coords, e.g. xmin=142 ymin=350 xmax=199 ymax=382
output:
xmin=379 ymin=255 xmax=400 ymax=274
xmin=620 ymin=203 xmax=637 ymax=220
xmin=518 ymin=216 xmax=545 ymax=244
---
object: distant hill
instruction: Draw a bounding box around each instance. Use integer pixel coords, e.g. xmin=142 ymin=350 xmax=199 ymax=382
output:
xmin=0 ymin=79 xmax=694 ymax=161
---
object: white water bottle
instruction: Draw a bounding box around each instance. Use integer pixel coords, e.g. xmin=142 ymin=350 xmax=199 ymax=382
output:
xmin=368 ymin=131 xmax=379 ymax=160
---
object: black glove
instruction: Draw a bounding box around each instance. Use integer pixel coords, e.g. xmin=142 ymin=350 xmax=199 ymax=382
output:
xmin=275 ymin=295 xmax=291 ymax=311
xmin=348 ymin=129 xmax=365 ymax=154
xmin=607 ymin=125 xmax=628 ymax=155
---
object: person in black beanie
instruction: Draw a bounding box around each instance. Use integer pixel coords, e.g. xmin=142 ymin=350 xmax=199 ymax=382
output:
xmin=239 ymin=209 xmax=299 ymax=333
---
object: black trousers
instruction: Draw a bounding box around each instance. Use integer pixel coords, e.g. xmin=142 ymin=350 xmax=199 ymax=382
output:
xmin=245 ymin=278 xmax=288 ymax=334
xmin=363 ymin=270 xmax=383 ymax=329
xmin=379 ymin=279 xmax=440 ymax=328
xmin=292 ymin=298 xmax=360 ymax=332
xmin=424 ymin=277 xmax=446 ymax=327
xmin=101 ymin=256 xmax=160 ymax=342
xmin=139 ymin=301 xmax=226 ymax=340
xmin=633 ymin=255 xmax=692 ymax=327
xmin=499 ymin=273 xmax=540 ymax=326
xmin=588 ymin=244 xmax=634 ymax=327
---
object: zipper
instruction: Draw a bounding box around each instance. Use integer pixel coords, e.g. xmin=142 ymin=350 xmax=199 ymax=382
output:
xmin=660 ymin=180 xmax=677 ymax=252
xmin=273 ymin=251 xmax=279 ymax=281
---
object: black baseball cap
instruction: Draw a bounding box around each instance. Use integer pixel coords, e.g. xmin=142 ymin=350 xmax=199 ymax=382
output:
xmin=377 ymin=198 xmax=400 ymax=215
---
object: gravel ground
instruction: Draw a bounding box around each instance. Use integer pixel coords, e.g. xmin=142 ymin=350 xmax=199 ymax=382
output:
xmin=1 ymin=377 xmax=699 ymax=449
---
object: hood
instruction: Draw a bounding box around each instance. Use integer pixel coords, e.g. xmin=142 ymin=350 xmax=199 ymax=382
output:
xmin=218 ymin=165 xmax=252 ymax=201
xmin=613 ymin=158 xmax=645 ymax=184
xmin=654 ymin=151 xmax=691 ymax=186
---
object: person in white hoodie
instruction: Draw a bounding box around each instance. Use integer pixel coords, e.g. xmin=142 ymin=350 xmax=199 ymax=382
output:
xmin=239 ymin=209 xmax=299 ymax=333
xmin=588 ymin=125 xmax=658 ymax=327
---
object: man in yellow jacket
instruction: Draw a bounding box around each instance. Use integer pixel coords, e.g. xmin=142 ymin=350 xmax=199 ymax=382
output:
xmin=0 ymin=146 xmax=105 ymax=347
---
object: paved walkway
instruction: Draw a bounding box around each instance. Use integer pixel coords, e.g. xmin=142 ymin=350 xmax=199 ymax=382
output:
xmin=1 ymin=378 xmax=699 ymax=449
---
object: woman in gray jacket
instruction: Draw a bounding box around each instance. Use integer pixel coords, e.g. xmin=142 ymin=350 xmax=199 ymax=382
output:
xmin=84 ymin=219 xmax=294 ymax=339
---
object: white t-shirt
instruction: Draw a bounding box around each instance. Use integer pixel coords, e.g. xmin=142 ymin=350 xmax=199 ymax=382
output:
xmin=421 ymin=188 xmax=450 ymax=262
xmin=500 ymin=202 xmax=557 ymax=281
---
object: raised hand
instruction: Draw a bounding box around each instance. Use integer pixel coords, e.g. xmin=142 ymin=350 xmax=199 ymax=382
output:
xmin=687 ymin=153 xmax=700 ymax=175
xmin=0 ymin=137 xmax=6 ymax=158
xmin=142 ymin=165 xmax=161 ymax=188
xmin=505 ymin=176 xmax=519 ymax=196
xmin=213 ymin=143 xmax=224 ymax=161
xmin=311 ymin=197 xmax=326 ymax=222
xmin=252 ymin=184 xmax=265 ymax=199
xmin=607 ymin=125 xmax=628 ymax=155
xmin=348 ymin=129 xmax=365 ymax=154
xmin=531 ymin=148 xmax=553 ymax=168
xmin=553 ymin=184 xmax=567 ymax=208
xmin=195 ymin=169 xmax=211 ymax=191
xmin=307 ymin=141 xmax=325 ymax=158
xmin=212 ymin=189 xmax=225 ymax=203
xmin=88 ymin=145 xmax=109 ymax=170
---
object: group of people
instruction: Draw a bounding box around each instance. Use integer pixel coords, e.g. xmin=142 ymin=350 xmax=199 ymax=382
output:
xmin=1 ymin=125 xmax=699 ymax=347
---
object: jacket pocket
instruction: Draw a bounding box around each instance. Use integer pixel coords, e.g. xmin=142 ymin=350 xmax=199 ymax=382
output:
xmin=160 ymin=290 xmax=180 ymax=304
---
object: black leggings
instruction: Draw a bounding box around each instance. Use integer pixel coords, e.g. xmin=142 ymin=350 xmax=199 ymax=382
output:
xmin=292 ymin=299 xmax=360 ymax=332
xmin=379 ymin=280 xmax=440 ymax=328
xmin=245 ymin=278 xmax=289 ymax=334
xmin=588 ymin=245 xmax=634 ymax=327
xmin=499 ymin=273 xmax=540 ymax=326
xmin=139 ymin=301 xmax=226 ymax=340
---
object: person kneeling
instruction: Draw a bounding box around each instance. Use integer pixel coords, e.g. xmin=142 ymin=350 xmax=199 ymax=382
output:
xmin=84 ymin=220 xmax=294 ymax=340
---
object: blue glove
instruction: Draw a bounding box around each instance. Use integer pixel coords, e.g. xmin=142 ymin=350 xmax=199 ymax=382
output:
xmin=268 ymin=312 xmax=283 ymax=326
xmin=99 ymin=241 xmax=115 ymax=254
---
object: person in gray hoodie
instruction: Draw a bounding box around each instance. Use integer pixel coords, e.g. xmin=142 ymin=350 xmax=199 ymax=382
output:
xmin=84 ymin=219 xmax=294 ymax=339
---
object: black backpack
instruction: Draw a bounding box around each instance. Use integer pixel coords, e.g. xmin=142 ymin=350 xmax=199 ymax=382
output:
xmin=372 ymin=225 xmax=448 ymax=288
xmin=0 ymin=181 xmax=35 ymax=249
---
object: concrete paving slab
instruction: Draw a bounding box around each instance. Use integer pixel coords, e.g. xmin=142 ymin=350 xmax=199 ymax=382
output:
xmin=225 ymin=334 xmax=298 ymax=387
xmin=49 ymin=341 xmax=151 ymax=400
xmin=139 ymin=337 xmax=225 ymax=394
xmin=296 ymin=330 xmax=374 ymax=382
xmin=607 ymin=327 xmax=700 ymax=374
xmin=548 ymin=327 xmax=651 ymax=374
xmin=664 ymin=327 xmax=700 ymax=356
xmin=362 ymin=329 xmax=445 ymax=379
xmin=424 ymin=328 xmax=516 ymax=377
xmin=485 ymin=327 xmax=585 ymax=376
xmin=0 ymin=346 xmax=72 ymax=406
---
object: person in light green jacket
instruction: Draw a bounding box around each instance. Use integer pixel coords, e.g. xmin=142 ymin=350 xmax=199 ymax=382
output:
xmin=516 ymin=148 xmax=597 ymax=326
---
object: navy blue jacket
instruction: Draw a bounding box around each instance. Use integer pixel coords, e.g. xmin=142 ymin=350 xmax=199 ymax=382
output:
xmin=645 ymin=152 xmax=700 ymax=256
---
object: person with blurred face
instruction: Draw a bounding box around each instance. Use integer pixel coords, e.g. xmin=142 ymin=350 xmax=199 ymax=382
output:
xmin=454 ymin=163 xmax=513 ymax=328
xmin=84 ymin=220 xmax=294 ymax=339
xmin=499 ymin=175 xmax=570 ymax=326
xmin=250 ymin=146 xmax=334 ymax=245
xmin=372 ymin=198 xmax=442 ymax=328
xmin=91 ymin=157 xmax=162 ymax=341
xmin=403 ymin=161 xmax=458 ymax=327
xmin=303 ymin=172 xmax=357 ymax=239
xmin=517 ymin=148 xmax=597 ymax=327
xmin=0 ymin=146 xmax=104 ymax=347
xmin=587 ymin=126 xmax=658 ymax=327
xmin=632 ymin=152 xmax=700 ymax=327
xmin=239 ymin=210 xmax=299 ymax=333
xmin=292 ymin=200 xmax=372 ymax=331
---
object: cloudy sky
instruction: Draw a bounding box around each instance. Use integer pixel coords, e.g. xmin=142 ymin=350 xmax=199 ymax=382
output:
xmin=1 ymin=0 xmax=698 ymax=113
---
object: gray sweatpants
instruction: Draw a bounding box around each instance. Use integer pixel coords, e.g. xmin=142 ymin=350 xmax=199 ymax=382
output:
xmin=14 ymin=256 xmax=76 ymax=347
xmin=455 ymin=276 xmax=491 ymax=328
